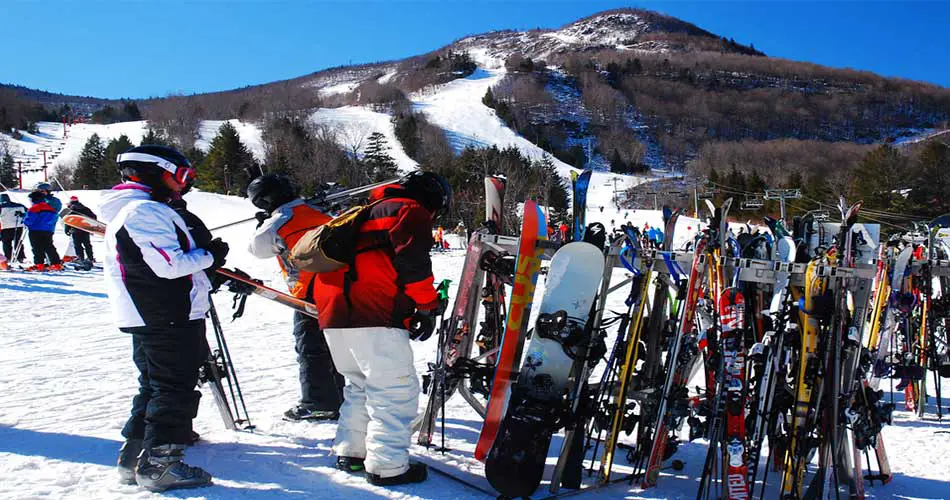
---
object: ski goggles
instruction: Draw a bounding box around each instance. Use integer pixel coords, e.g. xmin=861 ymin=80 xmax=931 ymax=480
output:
xmin=116 ymin=152 xmax=196 ymax=185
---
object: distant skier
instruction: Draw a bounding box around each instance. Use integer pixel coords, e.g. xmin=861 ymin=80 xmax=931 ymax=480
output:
xmin=315 ymin=171 xmax=451 ymax=486
xmin=246 ymin=173 xmax=344 ymax=422
xmin=22 ymin=190 xmax=62 ymax=272
xmin=0 ymin=193 xmax=27 ymax=268
xmin=65 ymin=195 xmax=97 ymax=267
xmin=101 ymin=145 xmax=228 ymax=492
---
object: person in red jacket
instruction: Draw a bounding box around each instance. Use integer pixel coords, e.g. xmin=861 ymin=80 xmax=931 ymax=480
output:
xmin=315 ymin=171 xmax=451 ymax=487
xmin=247 ymin=174 xmax=344 ymax=421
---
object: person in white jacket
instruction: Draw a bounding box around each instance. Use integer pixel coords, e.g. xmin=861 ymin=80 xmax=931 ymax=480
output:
xmin=0 ymin=193 xmax=27 ymax=267
xmin=102 ymin=145 xmax=228 ymax=493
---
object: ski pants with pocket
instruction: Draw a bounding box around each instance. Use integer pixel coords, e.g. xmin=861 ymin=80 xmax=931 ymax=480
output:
xmin=1 ymin=227 xmax=24 ymax=262
xmin=324 ymin=326 xmax=420 ymax=478
xmin=28 ymin=230 xmax=60 ymax=266
xmin=293 ymin=311 xmax=345 ymax=410
xmin=71 ymin=230 xmax=94 ymax=262
xmin=121 ymin=321 xmax=206 ymax=450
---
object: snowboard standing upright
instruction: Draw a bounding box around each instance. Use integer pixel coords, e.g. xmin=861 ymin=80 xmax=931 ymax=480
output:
xmin=475 ymin=200 xmax=548 ymax=461
xmin=484 ymin=242 xmax=605 ymax=498
xmin=572 ymin=170 xmax=592 ymax=242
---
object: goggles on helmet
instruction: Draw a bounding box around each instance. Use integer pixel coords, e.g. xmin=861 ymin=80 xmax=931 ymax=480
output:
xmin=116 ymin=152 xmax=196 ymax=186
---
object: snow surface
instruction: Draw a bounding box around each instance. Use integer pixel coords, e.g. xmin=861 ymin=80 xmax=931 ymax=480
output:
xmin=2 ymin=187 xmax=949 ymax=500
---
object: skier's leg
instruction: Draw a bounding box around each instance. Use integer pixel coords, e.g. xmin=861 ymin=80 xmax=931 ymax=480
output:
xmin=324 ymin=327 xmax=370 ymax=460
xmin=43 ymin=232 xmax=61 ymax=265
xmin=293 ymin=311 xmax=344 ymax=411
xmin=122 ymin=336 xmax=152 ymax=441
xmin=1 ymin=228 xmax=12 ymax=261
xmin=72 ymin=233 xmax=86 ymax=262
xmin=28 ymin=231 xmax=44 ymax=265
xmin=118 ymin=335 xmax=150 ymax=484
xmin=82 ymin=232 xmax=94 ymax=262
xmin=348 ymin=326 xmax=419 ymax=478
xmin=139 ymin=322 xmax=205 ymax=449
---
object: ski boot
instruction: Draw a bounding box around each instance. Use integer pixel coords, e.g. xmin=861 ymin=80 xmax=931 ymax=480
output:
xmin=283 ymin=404 xmax=340 ymax=422
xmin=366 ymin=462 xmax=427 ymax=486
xmin=48 ymin=263 xmax=64 ymax=272
xmin=336 ymin=456 xmax=365 ymax=473
xmin=135 ymin=444 xmax=212 ymax=492
xmin=24 ymin=264 xmax=46 ymax=272
xmin=116 ymin=439 xmax=143 ymax=485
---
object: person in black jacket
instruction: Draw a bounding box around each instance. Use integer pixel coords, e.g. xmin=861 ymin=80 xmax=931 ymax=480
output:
xmin=65 ymin=195 xmax=98 ymax=266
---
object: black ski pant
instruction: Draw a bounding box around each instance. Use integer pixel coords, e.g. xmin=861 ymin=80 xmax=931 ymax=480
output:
xmin=71 ymin=231 xmax=94 ymax=262
xmin=121 ymin=321 xmax=206 ymax=450
xmin=294 ymin=311 xmax=345 ymax=410
xmin=28 ymin=230 xmax=60 ymax=266
xmin=1 ymin=227 xmax=25 ymax=262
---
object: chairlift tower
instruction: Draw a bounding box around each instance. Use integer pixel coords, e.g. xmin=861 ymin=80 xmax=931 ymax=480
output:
xmin=764 ymin=188 xmax=801 ymax=223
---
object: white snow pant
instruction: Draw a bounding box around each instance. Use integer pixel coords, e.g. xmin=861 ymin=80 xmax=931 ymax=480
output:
xmin=324 ymin=326 xmax=420 ymax=478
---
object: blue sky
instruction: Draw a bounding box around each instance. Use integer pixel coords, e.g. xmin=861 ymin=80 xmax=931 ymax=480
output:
xmin=1 ymin=1 xmax=948 ymax=99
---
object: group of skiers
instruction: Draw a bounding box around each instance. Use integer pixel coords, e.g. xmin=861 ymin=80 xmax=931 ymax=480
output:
xmin=89 ymin=144 xmax=450 ymax=491
xmin=0 ymin=184 xmax=98 ymax=271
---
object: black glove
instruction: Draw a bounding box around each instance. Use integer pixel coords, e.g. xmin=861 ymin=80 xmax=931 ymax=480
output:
xmin=407 ymin=309 xmax=437 ymax=341
xmin=204 ymin=237 xmax=229 ymax=269
xmin=255 ymin=211 xmax=270 ymax=228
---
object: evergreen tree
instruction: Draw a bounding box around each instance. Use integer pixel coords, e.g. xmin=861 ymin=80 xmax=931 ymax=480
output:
xmin=851 ymin=145 xmax=907 ymax=212
xmin=726 ymin=165 xmax=746 ymax=192
xmin=536 ymin=154 xmax=570 ymax=224
xmin=72 ymin=134 xmax=106 ymax=189
xmin=0 ymin=149 xmax=16 ymax=188
xmin=609 ymin=148 xmax=627 ymax=174
xmin=908 ymin=140 xmax=950 ymax=217
xmin=198 ymin=122 xmax=258 ymax=194
xmin=140 ymin=127 xmax=171 ymax=147
xmin=100 ymin=135 xmax=135 ymax=187
xmin=363 ymin=132 xmax=398 ymax=182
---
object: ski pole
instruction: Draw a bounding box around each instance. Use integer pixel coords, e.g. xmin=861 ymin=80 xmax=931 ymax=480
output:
xmin=435 ymin=278 xmax=452 ymax=453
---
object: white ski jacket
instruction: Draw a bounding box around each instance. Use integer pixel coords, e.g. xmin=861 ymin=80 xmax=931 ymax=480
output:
xmin=101 ymin=184 xmax=214 ymax=329
xmin=0 ymin=200 xmax=27 ymax=229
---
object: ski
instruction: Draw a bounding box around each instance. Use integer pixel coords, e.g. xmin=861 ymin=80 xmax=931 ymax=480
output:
xmin=719 ymin=287 xmax=750 ymax=500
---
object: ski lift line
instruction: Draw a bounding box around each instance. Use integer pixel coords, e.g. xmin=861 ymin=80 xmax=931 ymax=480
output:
xmin=799 ymin=193 xmax=930 ymax=221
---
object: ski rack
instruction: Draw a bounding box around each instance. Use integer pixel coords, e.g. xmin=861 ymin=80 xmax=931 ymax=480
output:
xmin=450 ymin=232 xmax=893 ymax=498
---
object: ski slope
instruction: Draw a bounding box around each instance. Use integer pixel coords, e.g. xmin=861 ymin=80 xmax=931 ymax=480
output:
xmin=1 ymin=188 xmax=949 ymax=500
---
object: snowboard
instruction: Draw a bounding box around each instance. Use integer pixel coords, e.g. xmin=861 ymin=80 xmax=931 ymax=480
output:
xmin=484 ymin=242 xmax=605 ymax=498
xmin=474 ymin=200 xmax=547 ymax=462
xmin=572 ymin=169 xmax=592 ymax=242
xmin=61 ymin=212 xmax=319 ymax=319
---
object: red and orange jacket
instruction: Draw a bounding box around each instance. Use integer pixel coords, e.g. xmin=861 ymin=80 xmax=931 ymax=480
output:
xmin=315 ymin=185 xmax=437 ymax=329
xmin=248 ymin=199 xmax=331 ymax=299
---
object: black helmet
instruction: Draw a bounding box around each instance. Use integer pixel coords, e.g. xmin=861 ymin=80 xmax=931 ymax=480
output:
xmin=246 ymin=174 xmax=299 ymax=212
xmin=400 ymin=171 xmax=452 ymax=214
xmin=116 ymin=145 xmax=195 ymax=187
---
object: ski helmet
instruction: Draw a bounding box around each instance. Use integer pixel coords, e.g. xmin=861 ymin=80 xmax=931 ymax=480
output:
xmin=33 ymin=182 xmax=53 ymax=193
xmin=246 ymin=173 xmax=299 ymax=212
xmin=399 ymin=171 xmax=452 ymax=214
xmin=116 ymin=145 xmax=195 ymax=187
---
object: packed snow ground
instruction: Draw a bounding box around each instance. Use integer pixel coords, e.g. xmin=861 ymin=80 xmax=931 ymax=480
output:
xmin=2 ymin=189 xmax=949 ymax=500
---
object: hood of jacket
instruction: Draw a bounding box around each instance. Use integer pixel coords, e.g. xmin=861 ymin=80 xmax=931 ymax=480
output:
xmin=99 ymin=183 xmax=152 ymax=224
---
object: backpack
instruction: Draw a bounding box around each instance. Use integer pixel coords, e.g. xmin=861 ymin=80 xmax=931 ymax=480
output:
xmin=289 ymin=200 xmax=382 ymax=273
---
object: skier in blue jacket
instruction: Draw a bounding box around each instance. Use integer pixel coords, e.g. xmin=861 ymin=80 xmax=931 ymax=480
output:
xmin=22 ymin=190 xmax=62 ymax=271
